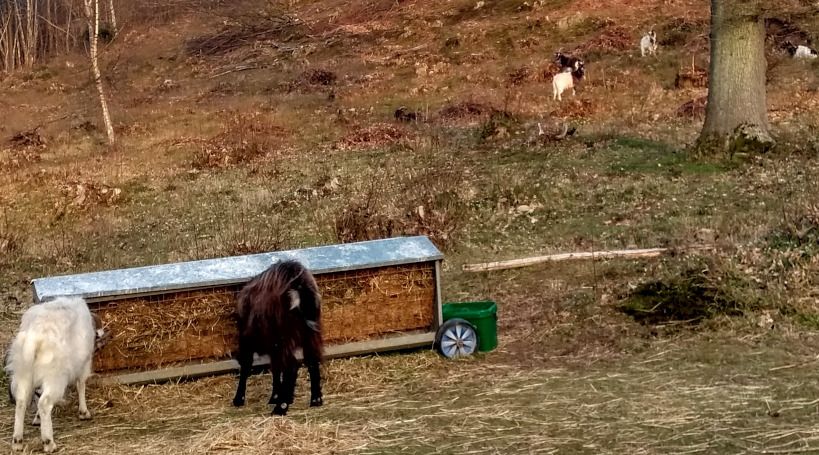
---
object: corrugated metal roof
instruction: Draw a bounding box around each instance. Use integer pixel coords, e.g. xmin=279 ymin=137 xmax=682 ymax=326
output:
xmin=32 ymin=236 xmax=443 ymax=302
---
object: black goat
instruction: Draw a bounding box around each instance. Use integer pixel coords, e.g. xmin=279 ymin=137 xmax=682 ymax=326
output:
xmin=554 ymin=50 xmax=585 ymax=79
xmin=232 ymin=260 xmax=323 ymax=416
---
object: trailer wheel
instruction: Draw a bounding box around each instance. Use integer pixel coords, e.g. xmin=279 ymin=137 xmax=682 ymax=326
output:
xmin=435 ymin=318 xmax=479 ymax=359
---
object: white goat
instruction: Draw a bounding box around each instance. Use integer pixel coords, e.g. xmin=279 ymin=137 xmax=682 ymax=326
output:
xmin=6 ymin=296 xmax=104 ymax=453
xmin=783 ymin=41 xmax=817 ymax=59
xmin=640 ymin=31 xmax=657 ymax=57
xmin=552 ymin=66 xmax=577 ymax=101
xmin=794 ymin=45 xmax=818 ymax=59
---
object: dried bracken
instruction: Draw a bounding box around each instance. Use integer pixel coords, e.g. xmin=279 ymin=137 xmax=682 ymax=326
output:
xmin=336 ymin=123 xmax=408 ymax=150
xmin=677 ymin=96 xmax=707 ymax=118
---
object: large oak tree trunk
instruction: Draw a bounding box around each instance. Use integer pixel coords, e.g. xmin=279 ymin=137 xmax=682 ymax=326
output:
xmin=697 ymin=0 xmax=773 ymax=154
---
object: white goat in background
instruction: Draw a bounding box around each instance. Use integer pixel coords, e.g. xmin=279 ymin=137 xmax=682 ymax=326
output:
xmin=784 ymin=40 xmax=818 ymax=59
xmin=552 ymin=69 xmax=575 ymax=101
xmin=640 ymin=30 xmax=658 ymax=57
xmin=5 ymin=296 xmax=107 ymax=453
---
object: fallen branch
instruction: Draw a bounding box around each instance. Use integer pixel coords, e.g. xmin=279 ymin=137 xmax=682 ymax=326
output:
xmin=209 ymin=64 xmax=260 ymax=79
xmin=463 ymin=246 xmax=711 ymax=272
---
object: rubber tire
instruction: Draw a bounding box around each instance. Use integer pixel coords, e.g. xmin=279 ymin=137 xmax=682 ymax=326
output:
xmin=435 ymin=318 xmax=479 ymax=359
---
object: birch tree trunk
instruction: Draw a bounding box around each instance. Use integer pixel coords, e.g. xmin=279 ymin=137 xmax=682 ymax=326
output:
xmin=84 ymin=0 xmax=115 ymax=144
xmin=696 ymin=0 xmax=773 ymax=155
xmin=108 ymin=0 xmax=117 ymax=34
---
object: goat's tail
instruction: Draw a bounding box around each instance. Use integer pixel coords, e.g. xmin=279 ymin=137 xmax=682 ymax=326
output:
xmin=296 ymin=271 xmax=323 ymax=363
xmin=6 ymin=332 xmax=42 ymax=403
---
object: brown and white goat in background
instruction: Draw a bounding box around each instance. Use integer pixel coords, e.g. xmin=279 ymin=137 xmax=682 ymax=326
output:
xmin=640 ymin=30 xmax=658 ymax=57
xmin=552 ymin=59 xmax=585 ymax=101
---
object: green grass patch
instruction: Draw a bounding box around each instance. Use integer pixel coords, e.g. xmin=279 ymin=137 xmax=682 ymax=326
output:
xmin=606 ymin=136 xmax=725 ymax=175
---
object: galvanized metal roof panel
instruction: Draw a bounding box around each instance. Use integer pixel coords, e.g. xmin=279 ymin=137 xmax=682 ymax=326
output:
xmin=32 ymin=236 xmax=443 ymax=303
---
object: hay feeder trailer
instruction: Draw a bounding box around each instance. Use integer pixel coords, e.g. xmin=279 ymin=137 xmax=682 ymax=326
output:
xmin=32 ymin=236 xmax=445 ymax=385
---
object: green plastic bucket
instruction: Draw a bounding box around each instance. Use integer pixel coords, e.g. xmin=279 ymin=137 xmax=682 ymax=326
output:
xmin=442 ymin=300 xmax=498 ymax=352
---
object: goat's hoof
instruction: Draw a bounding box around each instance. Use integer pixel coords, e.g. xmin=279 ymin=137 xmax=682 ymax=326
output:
xmin=232 ymin=397 xmax=245 ymax=407
xmin=272 ymin=402 xmax=288 ymax=416
xmin=79 ymin=410 xmax=92 ymax=420
xmin=310 ymin=396 xmax=323 ymax=407
xmin=12 ymin=437 xmax=24 ymax=451
xmin=42 ymin=439 xmax=57 ymax=453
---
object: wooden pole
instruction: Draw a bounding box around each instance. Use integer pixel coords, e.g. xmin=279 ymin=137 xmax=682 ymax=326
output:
xmin=462 ymin=247 xmax=709 ymax=273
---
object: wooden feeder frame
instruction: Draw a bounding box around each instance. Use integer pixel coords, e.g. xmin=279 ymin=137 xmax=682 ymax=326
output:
xmin=32 ymin=236 xmax=444 ymax=385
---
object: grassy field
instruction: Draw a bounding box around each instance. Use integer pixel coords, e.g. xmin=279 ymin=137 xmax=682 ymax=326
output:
xmin=2 ymin=0 xmax=819 ymax=453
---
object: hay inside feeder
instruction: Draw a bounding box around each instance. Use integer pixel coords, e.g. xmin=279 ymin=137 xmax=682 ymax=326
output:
xmin=91 ymin=262 xmax=436 ymax=374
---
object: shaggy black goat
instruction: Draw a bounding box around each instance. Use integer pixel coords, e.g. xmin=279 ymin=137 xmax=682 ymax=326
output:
xmin=232 ymin=260 xmax=323 ymax=416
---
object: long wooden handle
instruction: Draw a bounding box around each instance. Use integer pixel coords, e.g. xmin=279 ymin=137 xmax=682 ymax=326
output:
xmin=462 ymin=247 xmax=709 ymax=273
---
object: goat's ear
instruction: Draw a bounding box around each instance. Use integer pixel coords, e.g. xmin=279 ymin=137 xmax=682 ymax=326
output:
xmin=94 ymin=327 xmax=112 ymax=351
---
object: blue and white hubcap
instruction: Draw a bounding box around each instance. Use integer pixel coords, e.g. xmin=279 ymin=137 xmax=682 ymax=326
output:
xmin=441 ymin=323 xmax=477 ymax=358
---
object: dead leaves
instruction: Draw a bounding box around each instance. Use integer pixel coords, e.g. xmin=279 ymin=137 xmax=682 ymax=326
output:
xmin=53 ymin=180 xmax=123 ymax=219
xmin=335 ymin=123 xmax=409 ymax=150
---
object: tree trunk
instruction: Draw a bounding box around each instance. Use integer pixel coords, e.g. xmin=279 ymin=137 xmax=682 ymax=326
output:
xmin=697 ymin=0 xmax=773 ymax=155
xmin=23 ymin=0 xmax=37 ymax=67
xmin=84 ymin=0 xmax=115 ymax=145
xmin=108 ymin=0 xmax=117 ymax=34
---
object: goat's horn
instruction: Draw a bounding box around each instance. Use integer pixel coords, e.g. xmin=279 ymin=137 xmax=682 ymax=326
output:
xmin=556 ymin=123 xmax=568 ymax=139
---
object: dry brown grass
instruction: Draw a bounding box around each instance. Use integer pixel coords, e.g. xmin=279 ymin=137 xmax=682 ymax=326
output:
xmin=186 ymin=417 xmax=367 ymax=454
xmin=192 ymin=112 xmax=286 ymax=169
xmin=1 ymin=0 xmax=819 ymax=453
xmin=3 ymin=332 xmax=819 ymax=454
xmin=335 ymin=123 xmax=409 ymax=151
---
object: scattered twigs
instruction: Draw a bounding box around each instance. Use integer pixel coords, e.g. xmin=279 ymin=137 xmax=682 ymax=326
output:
xmin=209 ymin=64 xmax=260 ymax=79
